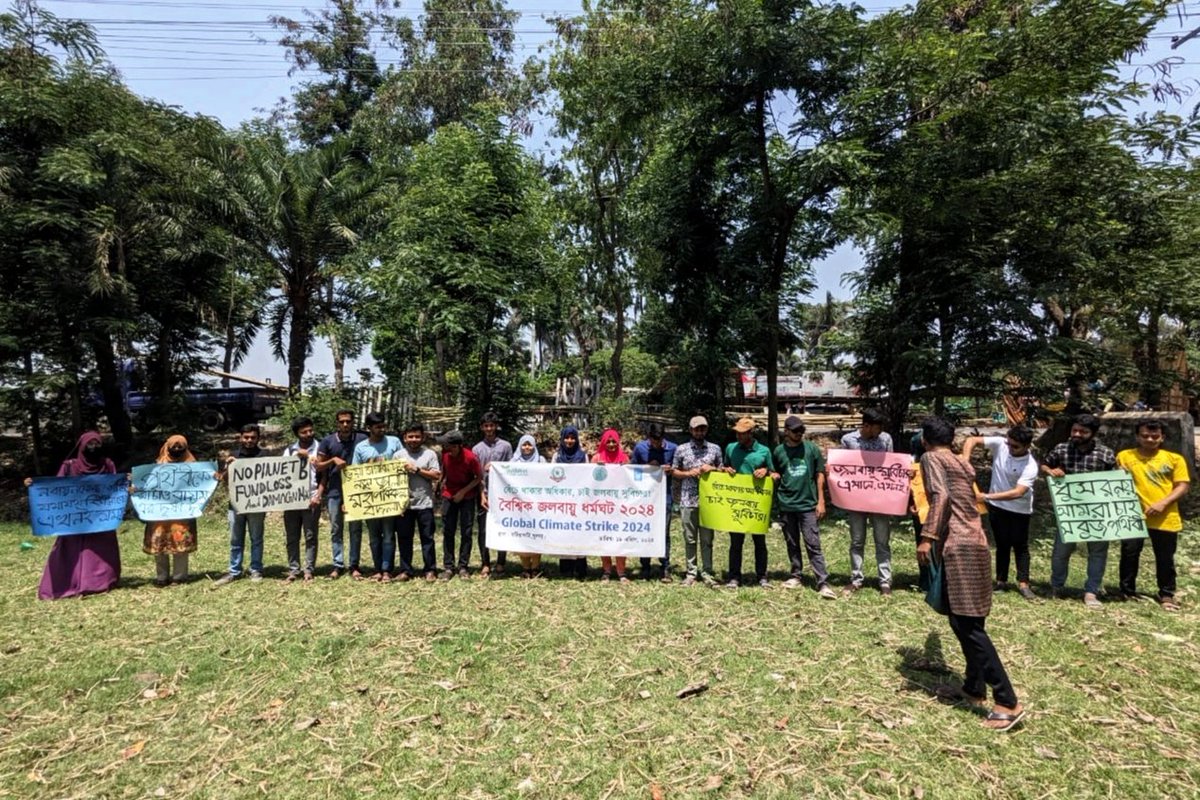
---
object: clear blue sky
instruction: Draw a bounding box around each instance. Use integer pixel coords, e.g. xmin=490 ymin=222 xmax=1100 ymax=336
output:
xmin=37 ymin=0 xmax=1200 ymax=384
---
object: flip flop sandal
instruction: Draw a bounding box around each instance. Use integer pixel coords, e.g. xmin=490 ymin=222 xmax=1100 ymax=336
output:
xmin=1160 ymin=597 xmax=1181 ymax=612
xmin=984 ymin=709 xmax=1025 ymax=732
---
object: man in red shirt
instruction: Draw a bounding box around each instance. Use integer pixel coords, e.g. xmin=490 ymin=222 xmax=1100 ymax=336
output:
xmin=439 ymin=430 xmax=482 ymax=579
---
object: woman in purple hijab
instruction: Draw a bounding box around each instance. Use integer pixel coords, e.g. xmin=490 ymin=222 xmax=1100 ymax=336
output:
xmin=34 ymin=432 xmax=123 ymax=600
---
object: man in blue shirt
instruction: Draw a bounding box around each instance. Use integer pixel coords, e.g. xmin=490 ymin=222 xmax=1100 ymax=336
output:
xmin=632 ymin=422 xmax=677 ymax=582
xmin=840 ymin=408 xmax=895 ymax=596
xmin=351 ymin=411 xmax=403 ymax=581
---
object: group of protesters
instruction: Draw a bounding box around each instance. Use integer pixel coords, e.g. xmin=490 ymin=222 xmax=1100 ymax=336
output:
xmin=28 ymin=406 xmax=1191 ymax=734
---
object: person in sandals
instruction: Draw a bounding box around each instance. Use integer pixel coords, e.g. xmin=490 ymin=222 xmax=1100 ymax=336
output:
xmin=916 ymin=416 xmax=1024 ymax=732
xmin=1116 ymin=419 xmax=1189 ymax=612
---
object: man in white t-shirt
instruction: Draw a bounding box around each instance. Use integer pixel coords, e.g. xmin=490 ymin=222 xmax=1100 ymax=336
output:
xmin=961 ymin=426 xmax=1039 ymax=601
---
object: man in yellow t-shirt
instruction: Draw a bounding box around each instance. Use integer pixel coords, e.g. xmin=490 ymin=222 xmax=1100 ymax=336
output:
xmin=1115 ymin=419 xmax=1190 ymax=611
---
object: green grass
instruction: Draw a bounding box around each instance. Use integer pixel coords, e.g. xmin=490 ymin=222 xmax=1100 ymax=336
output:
xmin=1 ymin=511 xmax=1198 ymax=799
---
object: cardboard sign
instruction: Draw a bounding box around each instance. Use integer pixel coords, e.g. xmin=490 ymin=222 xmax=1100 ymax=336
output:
xmin=29 ymin=474 xmax=129 ymax=536
xmin=228 ymin=455 xmax=312 ymax=514
xmin=342 ymin=460 xmax=410 ymax=521
xmin=1049 ymin=470 xmax=1149 ymax=543
xmin=826 ymin=449 xmax=913 ymax=516
xmin=698 ymin=472 xmax=774 ymax=534
xmin=130 ymin=462 xmax=218 ymax=521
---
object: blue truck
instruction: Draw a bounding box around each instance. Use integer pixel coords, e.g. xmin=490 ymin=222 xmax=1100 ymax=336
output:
xmin=126 ymin=386 xmax=286 ymax=432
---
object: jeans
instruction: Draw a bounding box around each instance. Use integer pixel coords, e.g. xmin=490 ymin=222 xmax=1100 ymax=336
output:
xmin=640 ymin=506 xmax=672 ymax=574
xmin=728 ymin=533 xmax=767 ymax=581
xmin=1119 ymin=529 xmax=1177 ymax=598
xmin=326 ymin=496 xmax=363 ymax=571
xmin=781 ymin=510 xmax=829 ymax=586
xmin=228 ymin=510 xmax=266 ymax=576
xmin=155 ymin=553 xmax=188 ymax=582
xmin=1050 ymin=530 xmax=1108 ymax=594
xmin=847 ymin=511 xmax=892 ymax=585
xmin=397 ymin=507 xmax=437 ymax=576
xmin=947 ymin=612 xmax=1018 ymax=707
xmin=283 ymin=506 xmax=320 ymax=574
xmin=442 ymin=496 xmax=478 ymax=570
xmin=680 ymin=506 xmax=715 ymax=578
xmin=476 ymin=508 xmax=506 ymax=569
xmin=989 ymin=505 xmax=1031 ymax=584
xmin=364 ymin=517 xmax=396 ymax=574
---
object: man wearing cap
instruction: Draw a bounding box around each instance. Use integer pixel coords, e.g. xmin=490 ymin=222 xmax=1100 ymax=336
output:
xmin=840 ymin=408 xmax=895 ymax=596
xmin=671 ymin=416 xmax=723 ymax=586
xmin=774 ymin=416 xmax=836 ymax=598
xmin=723 ymin=417 xmax=778 ymax=588
xmin=631 ymin=422 xmax=677 ymax=582
xmin=439 ymin=430 xmax=483 ymax=580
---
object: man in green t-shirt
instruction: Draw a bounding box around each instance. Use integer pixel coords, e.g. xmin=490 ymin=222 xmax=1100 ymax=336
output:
xmin=723 ymin=417 xmax=777 ymax=588
xmin=773 ymin=416 xmax=835 ymax=599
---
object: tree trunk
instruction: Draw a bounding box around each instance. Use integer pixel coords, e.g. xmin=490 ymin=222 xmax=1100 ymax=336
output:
xmin=90 ymin=329 xmax=133 ymax=445
xmin=434 ymin=336 xmax=451 ymax=404
xmin=326 ymin=277 xmax=345 ymax=391
xmin=23 ymin=349 xmax=42 ymax=474
xmin=480 ymin=311 xmax=495 ymax=412
xmin=221 ymin=321 xmax=235 ymax=389
xmin=610 ymin=302 xmax=625 ymax=399
xmin=1143 ymin=308 xmax=1162 ymax=408
xmin=286 ymin=288 xmax=311 ymax=393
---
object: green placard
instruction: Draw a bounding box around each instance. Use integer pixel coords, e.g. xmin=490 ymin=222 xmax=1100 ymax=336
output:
xmin=699 ymin=472 xmax=774 ymax=534
xmin=1048 ymin=469 xmax=1148 ymax=543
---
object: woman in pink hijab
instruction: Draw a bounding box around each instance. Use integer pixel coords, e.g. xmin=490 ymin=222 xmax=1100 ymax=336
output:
xmin=33 ymin=432 xmax=123 ymax=599
xmin=592 ymin=429 xmax=631 ymax=583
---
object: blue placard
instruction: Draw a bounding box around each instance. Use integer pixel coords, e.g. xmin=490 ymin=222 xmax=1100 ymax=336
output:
xmin=130 ymin=461 xmax=218 ymax=521
xmin=28 ymin=474 xmax=129 ymax=536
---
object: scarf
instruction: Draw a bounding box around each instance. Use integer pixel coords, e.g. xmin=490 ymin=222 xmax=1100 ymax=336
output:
xmin=156 ymin=434 xmax=195 ymax=464
xmin=594 ymin=428 xmax=628 ymax=464
xmin=59 ymin=431 xmax=113 ymax=476
xmin=556 ymin=425 xmax=587 ymax=464
xmin=514 ymin=434 xmax=542 ymax=463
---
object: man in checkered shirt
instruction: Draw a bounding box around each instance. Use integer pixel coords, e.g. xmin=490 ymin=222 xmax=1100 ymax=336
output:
xmin=1041 ymin=413 xmax=1116 ymax=608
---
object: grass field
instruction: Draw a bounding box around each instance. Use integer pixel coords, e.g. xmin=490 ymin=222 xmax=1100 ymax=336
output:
xmin=1 ymin=509 xmax=1198 ymax=799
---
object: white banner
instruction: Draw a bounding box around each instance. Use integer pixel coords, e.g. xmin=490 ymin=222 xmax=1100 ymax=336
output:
xmin=487 ymin=463 xmax=667 ymax=557
xmin=229 ymin=455 xmax=312 ymax=514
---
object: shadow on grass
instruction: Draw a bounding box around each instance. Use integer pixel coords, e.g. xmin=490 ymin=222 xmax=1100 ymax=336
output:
xmin=895 ymin=631 xmax=985 ymax=715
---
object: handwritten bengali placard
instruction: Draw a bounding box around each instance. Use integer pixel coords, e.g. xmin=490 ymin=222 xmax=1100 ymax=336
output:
xmin=487 ymin=463 xmax=667 ymax=557
xmin=698 ymin=472 xmax=774 ymax=534
xmin=826 ymin=449 xmax=913 ymax=516
xmin=342 ymin=460 xmax=410 ymax=521
xmin=28 ymin=474 xmax=129 ymax=536
xmin=130 ymin=462 xmax=218 ymax=521
xmin=1049 ymin=470 xmax=1148 ymax=543
xmin=228 ymin=455 xmax=312 ymax=514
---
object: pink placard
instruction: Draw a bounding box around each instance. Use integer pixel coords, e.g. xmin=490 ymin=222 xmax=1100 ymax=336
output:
xmin=826 ymin=449 xmax=913 ymax=516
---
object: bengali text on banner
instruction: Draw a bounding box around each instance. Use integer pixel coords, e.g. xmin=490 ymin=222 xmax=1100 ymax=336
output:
xmin=342 ymin=460 xmax=410 ymax=521
xmin=825 ymin=449 xmax=913 ymax=516
xmin=698 ymin=472 xmax=774 ymax=534
xmin=130 ymin=461 xmax=218 ymax=521
xmin=28 ymin=474 xmax=129 ymax=536
xmin=228 ymin=455 xmax=312 ymax=514
xmin=486 ymin=463 xmax=667 ymax=557
xmin=1049 ymin=470 xmax=1148 ymax=543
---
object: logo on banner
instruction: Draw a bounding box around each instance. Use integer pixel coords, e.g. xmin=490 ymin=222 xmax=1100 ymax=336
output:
xmin=592 ymin=466 xmax=608 ymax=481
xmin=550 ymin=466 xmax=566 ymax=483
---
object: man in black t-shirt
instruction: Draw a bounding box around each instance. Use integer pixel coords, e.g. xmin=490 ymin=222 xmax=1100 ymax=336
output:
xmin=315 ymin=408 xmax=368 ymax=578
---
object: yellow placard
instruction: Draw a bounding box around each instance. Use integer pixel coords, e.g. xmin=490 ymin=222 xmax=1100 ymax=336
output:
xmin=698 ymin=472 xmax=774 ymax=534
xmin=342 ymin=460 xmax=410 ymax=521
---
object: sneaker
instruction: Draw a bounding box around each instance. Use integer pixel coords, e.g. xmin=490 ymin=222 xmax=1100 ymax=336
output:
xmin=725 ymin=579 xmax=740 ymax=589
xmin=1083 ymin=592 xmax=1102 ymax=609
xmin=439 ymin=569 xmax=453 ymax=581
xmin=880 ymin=583 xmax=892 ymax=597
xmin=249 ymin=571 xmax=264 ymax=583
xmin=212 ymin=573 xmax=238 ymax=587
xmin=457 ymin=567 xmax=470 ymax=579
xmin=817 ymin=584 xmax=837 ymax=600
xmin=1017 ymin=585 xmax=1036 ymax=601
xmin=682 ymin=575 xmax=697 ymax=587
xmin=782 ymin=577 xmax=803 ymax=589
xmin=758 ymin=577 xmax=770 ymax=589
